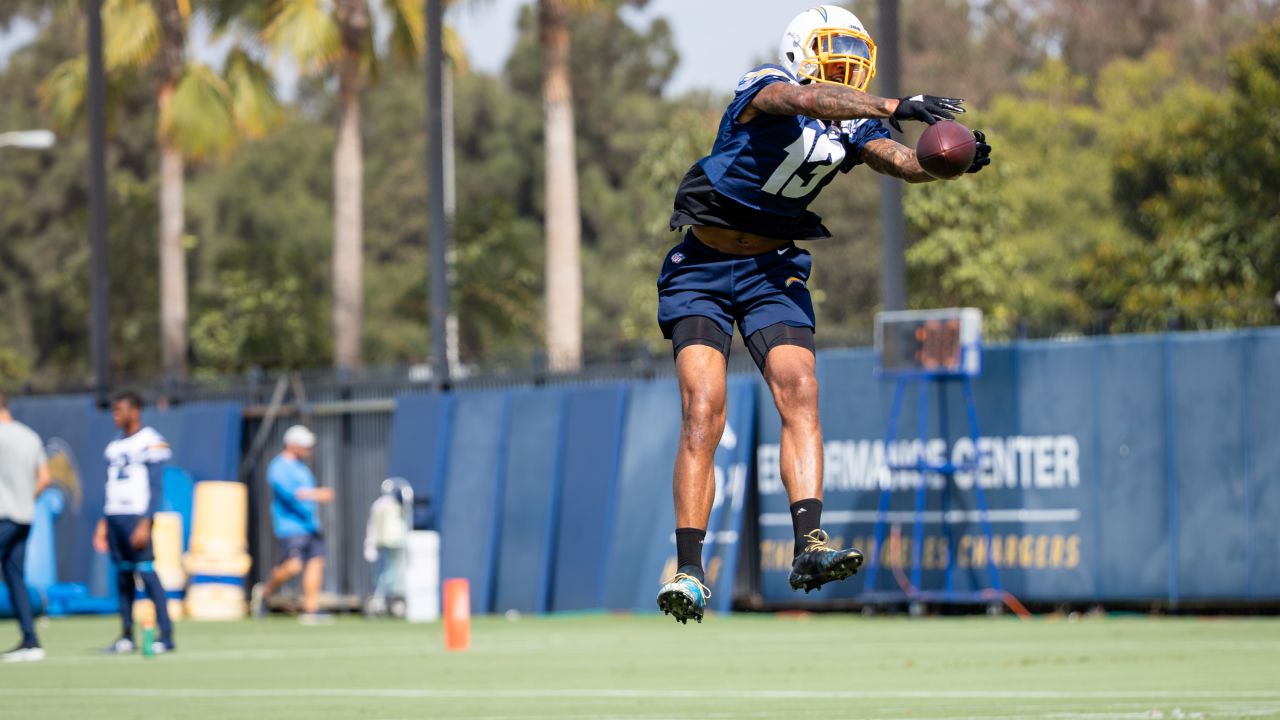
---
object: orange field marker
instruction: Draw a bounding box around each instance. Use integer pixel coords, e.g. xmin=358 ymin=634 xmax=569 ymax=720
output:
xmin=443 ymin=578 xmax=471 ymax=651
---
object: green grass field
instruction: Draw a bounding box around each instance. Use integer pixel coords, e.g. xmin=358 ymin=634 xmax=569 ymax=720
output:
xmin=1 ymin=612 xmax=1278 ymax=719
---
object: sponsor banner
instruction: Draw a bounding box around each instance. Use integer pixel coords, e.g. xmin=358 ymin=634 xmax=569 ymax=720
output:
xmin=755 ymin=331 xmax=1280 ymax=605
xmin=756 ymin=347 xmax=1096 ymax=603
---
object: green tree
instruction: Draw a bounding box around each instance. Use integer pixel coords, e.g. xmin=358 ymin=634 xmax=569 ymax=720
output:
xmin=2 ymin=13 xmax=168 ymax=386
xmin=184 ymin=115 xmax=334 ymax=373
xmin=39 ymin=0 xmax=279 ymax=380
xmin=224 ymin=0 xmax=465 ymax=371
xmin=1105 ymin=24 xmax=1280 ymax=328
xmin=902 ymin=60 xmax=1139 ymax=337
xmin=182 ymin=61 xmax=548 ymax=373
xmin=903 ymin=166 xmax=1033 ymax=338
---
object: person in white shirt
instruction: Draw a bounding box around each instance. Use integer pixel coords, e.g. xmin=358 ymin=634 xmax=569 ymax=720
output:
xmin=0 ymin=389 xmax=51 ymax=662
xmin=363 ymin=479 xmax=408 ymax=615
xmin=93 ymin=391 xmax=175 ymax=654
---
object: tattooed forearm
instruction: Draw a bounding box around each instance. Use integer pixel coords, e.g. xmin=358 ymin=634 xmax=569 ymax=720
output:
xmin=861 ymin=138 xmax=935 ymax=183
xmin=752 ymin=82 xmax=896 ymax=121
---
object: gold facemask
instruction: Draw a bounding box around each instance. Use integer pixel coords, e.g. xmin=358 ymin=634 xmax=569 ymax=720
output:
xmin=797 ymin=27 xmax=877 ymax=92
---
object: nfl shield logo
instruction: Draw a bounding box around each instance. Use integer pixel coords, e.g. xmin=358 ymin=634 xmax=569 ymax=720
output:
xmin=671 ymin=252 xmax=685 ymax=264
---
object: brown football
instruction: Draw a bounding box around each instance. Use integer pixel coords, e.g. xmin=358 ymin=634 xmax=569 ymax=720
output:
xmin=915 ymin=120 xmax=977 ymax=179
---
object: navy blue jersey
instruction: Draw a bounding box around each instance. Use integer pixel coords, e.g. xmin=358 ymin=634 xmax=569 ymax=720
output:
xmin=670 ymin=64 xmax=891 ymax=240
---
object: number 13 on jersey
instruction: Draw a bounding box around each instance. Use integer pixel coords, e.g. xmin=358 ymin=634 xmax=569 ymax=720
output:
xmin=761 ymin=126 xmax=847 ymax=199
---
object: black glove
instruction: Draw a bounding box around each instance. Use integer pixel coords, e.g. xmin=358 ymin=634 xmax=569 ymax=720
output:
xmin=966 ymin=129 xmax=991 ymax=173
xmin=889 ymin=94 xmax=965 ymax=133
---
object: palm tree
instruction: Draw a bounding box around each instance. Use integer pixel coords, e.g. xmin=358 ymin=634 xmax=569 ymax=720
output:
xmin=539 ymin=0 xmax=584 ymax=372
xmin=237 ymin=0 xmax=464 ymax=371
xmin=538 ymin=0 xmax=642 ymax=370
xmin=41 ymin=0 xmax=280 ymax=380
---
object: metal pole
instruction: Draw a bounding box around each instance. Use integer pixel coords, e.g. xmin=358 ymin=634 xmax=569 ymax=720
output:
xmin=443 ymin=63 xmax=460 ymax=378
xmin=877 ymin=0 xmax=907 ymax=312
xmin=87 ymin=0 xmax=111 ymax=405
xmin=425 ymin=0 xmax=450 ymax=390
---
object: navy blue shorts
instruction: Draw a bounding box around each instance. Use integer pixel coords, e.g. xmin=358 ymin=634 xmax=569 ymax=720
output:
xmin=106 ymin=514 xmax=154 ymax=566
xmin=277 ymin=533 xmax=326 ymax=565
xmin=657 ymin=230 xmax=816 ymax=340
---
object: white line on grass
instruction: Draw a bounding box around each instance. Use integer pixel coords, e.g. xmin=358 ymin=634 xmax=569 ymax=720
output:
xmin=371 ymin=714 xmax=789 ymax=720
xmin=17 ymin=644 xmax=434 ymax=665
xmin=365 ymin=710 xmax=1280 ymax=720
xmin=4 ymin=689 xmax=1279 ymax=700
xmin=364 ymin=714 xmax=1279 ymax=720
xmin=7 ymin=640 xmax=610 ymax=667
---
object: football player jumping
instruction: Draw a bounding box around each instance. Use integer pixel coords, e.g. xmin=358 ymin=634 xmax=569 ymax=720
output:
xmin=656 ymin=5 xmax=992 ymax=624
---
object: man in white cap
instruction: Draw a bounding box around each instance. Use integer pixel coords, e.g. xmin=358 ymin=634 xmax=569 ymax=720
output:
xmin=251 ymin=425 xmax=333 ymax=623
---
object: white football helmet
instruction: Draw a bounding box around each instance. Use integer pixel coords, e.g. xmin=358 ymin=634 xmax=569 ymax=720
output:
xmin=778 ymin=5 xmax=877 ymax=92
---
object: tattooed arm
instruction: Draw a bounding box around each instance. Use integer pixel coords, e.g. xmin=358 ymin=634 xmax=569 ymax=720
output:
xmin=860 ymin=138 xmax=936 ymax=184
xmin=740 ymin=82 xmax=900 ymax=124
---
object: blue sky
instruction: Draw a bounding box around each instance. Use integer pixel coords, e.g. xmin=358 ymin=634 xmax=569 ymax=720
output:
xmin=451 ymin=0 xmax=830 ymax=94
xmin=1 ymin=1 xmax=832 ymax=97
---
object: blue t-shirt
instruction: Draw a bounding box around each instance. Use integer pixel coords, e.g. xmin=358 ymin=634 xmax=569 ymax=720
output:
xmin=671 ymin=64 xmax=891 ymax=239
xmin=267 ymin=454 xmax=320 ymax=538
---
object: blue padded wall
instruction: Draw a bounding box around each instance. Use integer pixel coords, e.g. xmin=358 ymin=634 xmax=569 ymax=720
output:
xmin=493 ymin=389 xmax=566 ymax=614
xmin=755 ymin=330 xmax=1280 ymax=606
xmin=437 ymin=391 xmax=509 ymax=614
xmin=603 ymin=379 xmax=681 ymax=611
xmin=601 ymin=376 xmax=757 ymax=613
xmin=7 ymin=397 xmax=242 ymax=596
xmin=1090 ymin=336 xmax=1168 ymax=599
xmin=148 ymin=401 xmax=242 ymax=482
xmin=1247 ymin=331 xmax=1280 ymax=599
xmin=549 ymin=384 xmax=628 ymax=612
xmin=1013 ymin=341 xmax=1100 ymax=601
xmin=161 ymin=467 xmax=195 ymax=549
xmin=387 ymin=392 xmax=453 ymax=516
xmin=1171 ymin=333 xmax=1250 ymax=600
xmin=149 ymin=401 xmax=242 ymax=551
xmin=703 ymin=376 xmax=758 ymax=613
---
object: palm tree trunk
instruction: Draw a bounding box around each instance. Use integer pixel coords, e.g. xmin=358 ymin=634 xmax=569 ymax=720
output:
xmin=333 ymin=0 xmax=369 ymax=371
xmin=333 ymin=56 xmax=364 ymax=370
xmin=540 ymin=0 xmax=583 ymax=371
xmin=157 ymin=86 xmax=187 ymax=380
xmin=153 ymin=0 xmax=187 ymax=380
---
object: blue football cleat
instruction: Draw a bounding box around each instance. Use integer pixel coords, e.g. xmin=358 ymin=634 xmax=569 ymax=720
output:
xmin=788 ymin=529 xmax=864 ymax=593
xmin=657 ymin=573 xmax=710 ymax=625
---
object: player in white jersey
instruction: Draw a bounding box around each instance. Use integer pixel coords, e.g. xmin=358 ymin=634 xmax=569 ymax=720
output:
xmin=94 ymin=391 xmax=175 ymax=654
